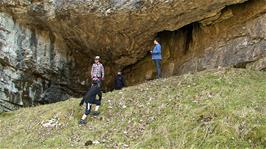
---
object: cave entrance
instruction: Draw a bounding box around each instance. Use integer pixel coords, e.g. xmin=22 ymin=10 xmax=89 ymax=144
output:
xmin=156 ymin=22 xmax=199 ymax=56
xmin=123 ymin=22 xmax=200 ymax=86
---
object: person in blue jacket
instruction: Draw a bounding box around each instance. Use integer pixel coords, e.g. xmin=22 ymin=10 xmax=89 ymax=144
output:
xmin=150 ymin=38 xmax=162 ymax=79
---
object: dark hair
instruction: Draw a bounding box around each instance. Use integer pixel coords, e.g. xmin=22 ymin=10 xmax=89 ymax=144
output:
xmin=154 ymin=37 xmax=160 ymax=43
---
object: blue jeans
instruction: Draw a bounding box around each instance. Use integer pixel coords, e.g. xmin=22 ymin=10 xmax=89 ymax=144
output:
xmin=153 ymin=59 xmax=161 ymax=78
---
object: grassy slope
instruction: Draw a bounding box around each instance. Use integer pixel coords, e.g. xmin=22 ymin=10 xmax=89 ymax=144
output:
xmin=0 ymin=68 xmax=265 ymax=149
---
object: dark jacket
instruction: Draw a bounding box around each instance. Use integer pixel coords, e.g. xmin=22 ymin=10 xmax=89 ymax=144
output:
xmin=114 ymin=74 xmax=125 ymax=90
xmin=80 ymin=84 xmax=102 ymax=105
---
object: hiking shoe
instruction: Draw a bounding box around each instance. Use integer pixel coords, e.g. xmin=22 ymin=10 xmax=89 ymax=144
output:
xmin=79 ymin=119 xmax=87 ymax=125
xmin=92 ymin=111 xmax=100 ymax=116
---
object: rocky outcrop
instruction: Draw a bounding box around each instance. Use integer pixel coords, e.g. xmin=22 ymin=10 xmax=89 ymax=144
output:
xmin=1 ymin=0 xmax=248 ymax=66
xmin=0 ymin=13 xmax=77 ymax=112
xmin=0 ymin=0 xmax=266 ymax=111
xmin=124 ymin=0 xmax=266 ymax=85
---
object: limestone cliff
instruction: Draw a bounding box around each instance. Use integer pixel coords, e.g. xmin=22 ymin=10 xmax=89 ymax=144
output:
xmin=0 ymin=0 xmax=265 ymax=111
xmin=0 ymin=13 xmax=77 ymax=111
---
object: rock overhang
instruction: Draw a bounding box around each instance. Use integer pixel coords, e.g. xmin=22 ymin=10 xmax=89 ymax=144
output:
xmin=1 ymin=0 xmax=266 ymax=111
xmin=1 ymin=0 xmax=249 ymax=67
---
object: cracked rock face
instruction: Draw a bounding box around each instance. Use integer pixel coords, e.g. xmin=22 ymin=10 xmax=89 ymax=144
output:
xmin=1 ymin=0 xmax=266 ymax=111
xmin=124 ymin=0 xmax=266 ymax=85
xmin=1 ymin=0 xmax=248 ymax=65
xmin=0 ymin=12 xmax=77 ymax=112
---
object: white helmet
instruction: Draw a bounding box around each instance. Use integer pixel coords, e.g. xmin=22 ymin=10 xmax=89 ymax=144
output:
xmin=95 ymin=56 xmax=100 ymax=60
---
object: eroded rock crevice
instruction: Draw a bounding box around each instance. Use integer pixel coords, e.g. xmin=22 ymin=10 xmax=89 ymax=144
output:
xmin=0 ymin=0 xmax=266 ymax=111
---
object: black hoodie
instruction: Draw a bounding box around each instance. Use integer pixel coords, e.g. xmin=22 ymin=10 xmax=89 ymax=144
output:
xmin=114 ymin=74 xmax=125 ymax=90
xmin=80 ymin=84 xmax=102 ymax=105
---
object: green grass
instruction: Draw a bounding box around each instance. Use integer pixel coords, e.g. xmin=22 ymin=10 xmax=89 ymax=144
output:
xmin=0 ymin=68 xmax=265 ymax=148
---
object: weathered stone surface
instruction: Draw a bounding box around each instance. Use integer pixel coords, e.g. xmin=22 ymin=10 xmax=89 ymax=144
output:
xmin=0 ymin=12 xmax=77 ymax=111
xmin=0 ymin=0 xmax=266 ymax=111
xmin=0 ymin=0 xmax=248 ymax=66
xmin=125 ymin=0 xmax=266 ymax=85
xmin=246 ymin=57 xmax=266 ymax=71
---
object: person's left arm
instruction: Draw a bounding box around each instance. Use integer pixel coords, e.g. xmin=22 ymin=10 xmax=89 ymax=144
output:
xmin=101 ymin=64 xmax=105 ymax=80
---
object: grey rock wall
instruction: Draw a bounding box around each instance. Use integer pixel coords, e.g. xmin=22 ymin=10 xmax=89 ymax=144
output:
xmin=0 ymin=13 xmax=75 ymax=112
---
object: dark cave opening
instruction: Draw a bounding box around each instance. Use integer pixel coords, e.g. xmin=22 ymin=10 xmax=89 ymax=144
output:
xmin=122 ymin=22 xmax=201 ymax=86
xmin=157 ymin=22 xmax=199 ymax=55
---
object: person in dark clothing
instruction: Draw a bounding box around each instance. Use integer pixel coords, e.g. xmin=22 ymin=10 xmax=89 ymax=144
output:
xmin=79 ymin=80 xmax=102 ymax=125
xmin=114 ymin=72 xmax=125 ymax=90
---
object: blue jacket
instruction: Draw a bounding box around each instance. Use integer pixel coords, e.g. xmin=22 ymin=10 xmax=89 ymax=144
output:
xmin=152 ymin=44 xmax=162 ymax=60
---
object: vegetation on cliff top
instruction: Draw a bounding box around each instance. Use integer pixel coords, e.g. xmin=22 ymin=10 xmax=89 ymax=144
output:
xmin=0 ymin=68 xmax=265 ymax=148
